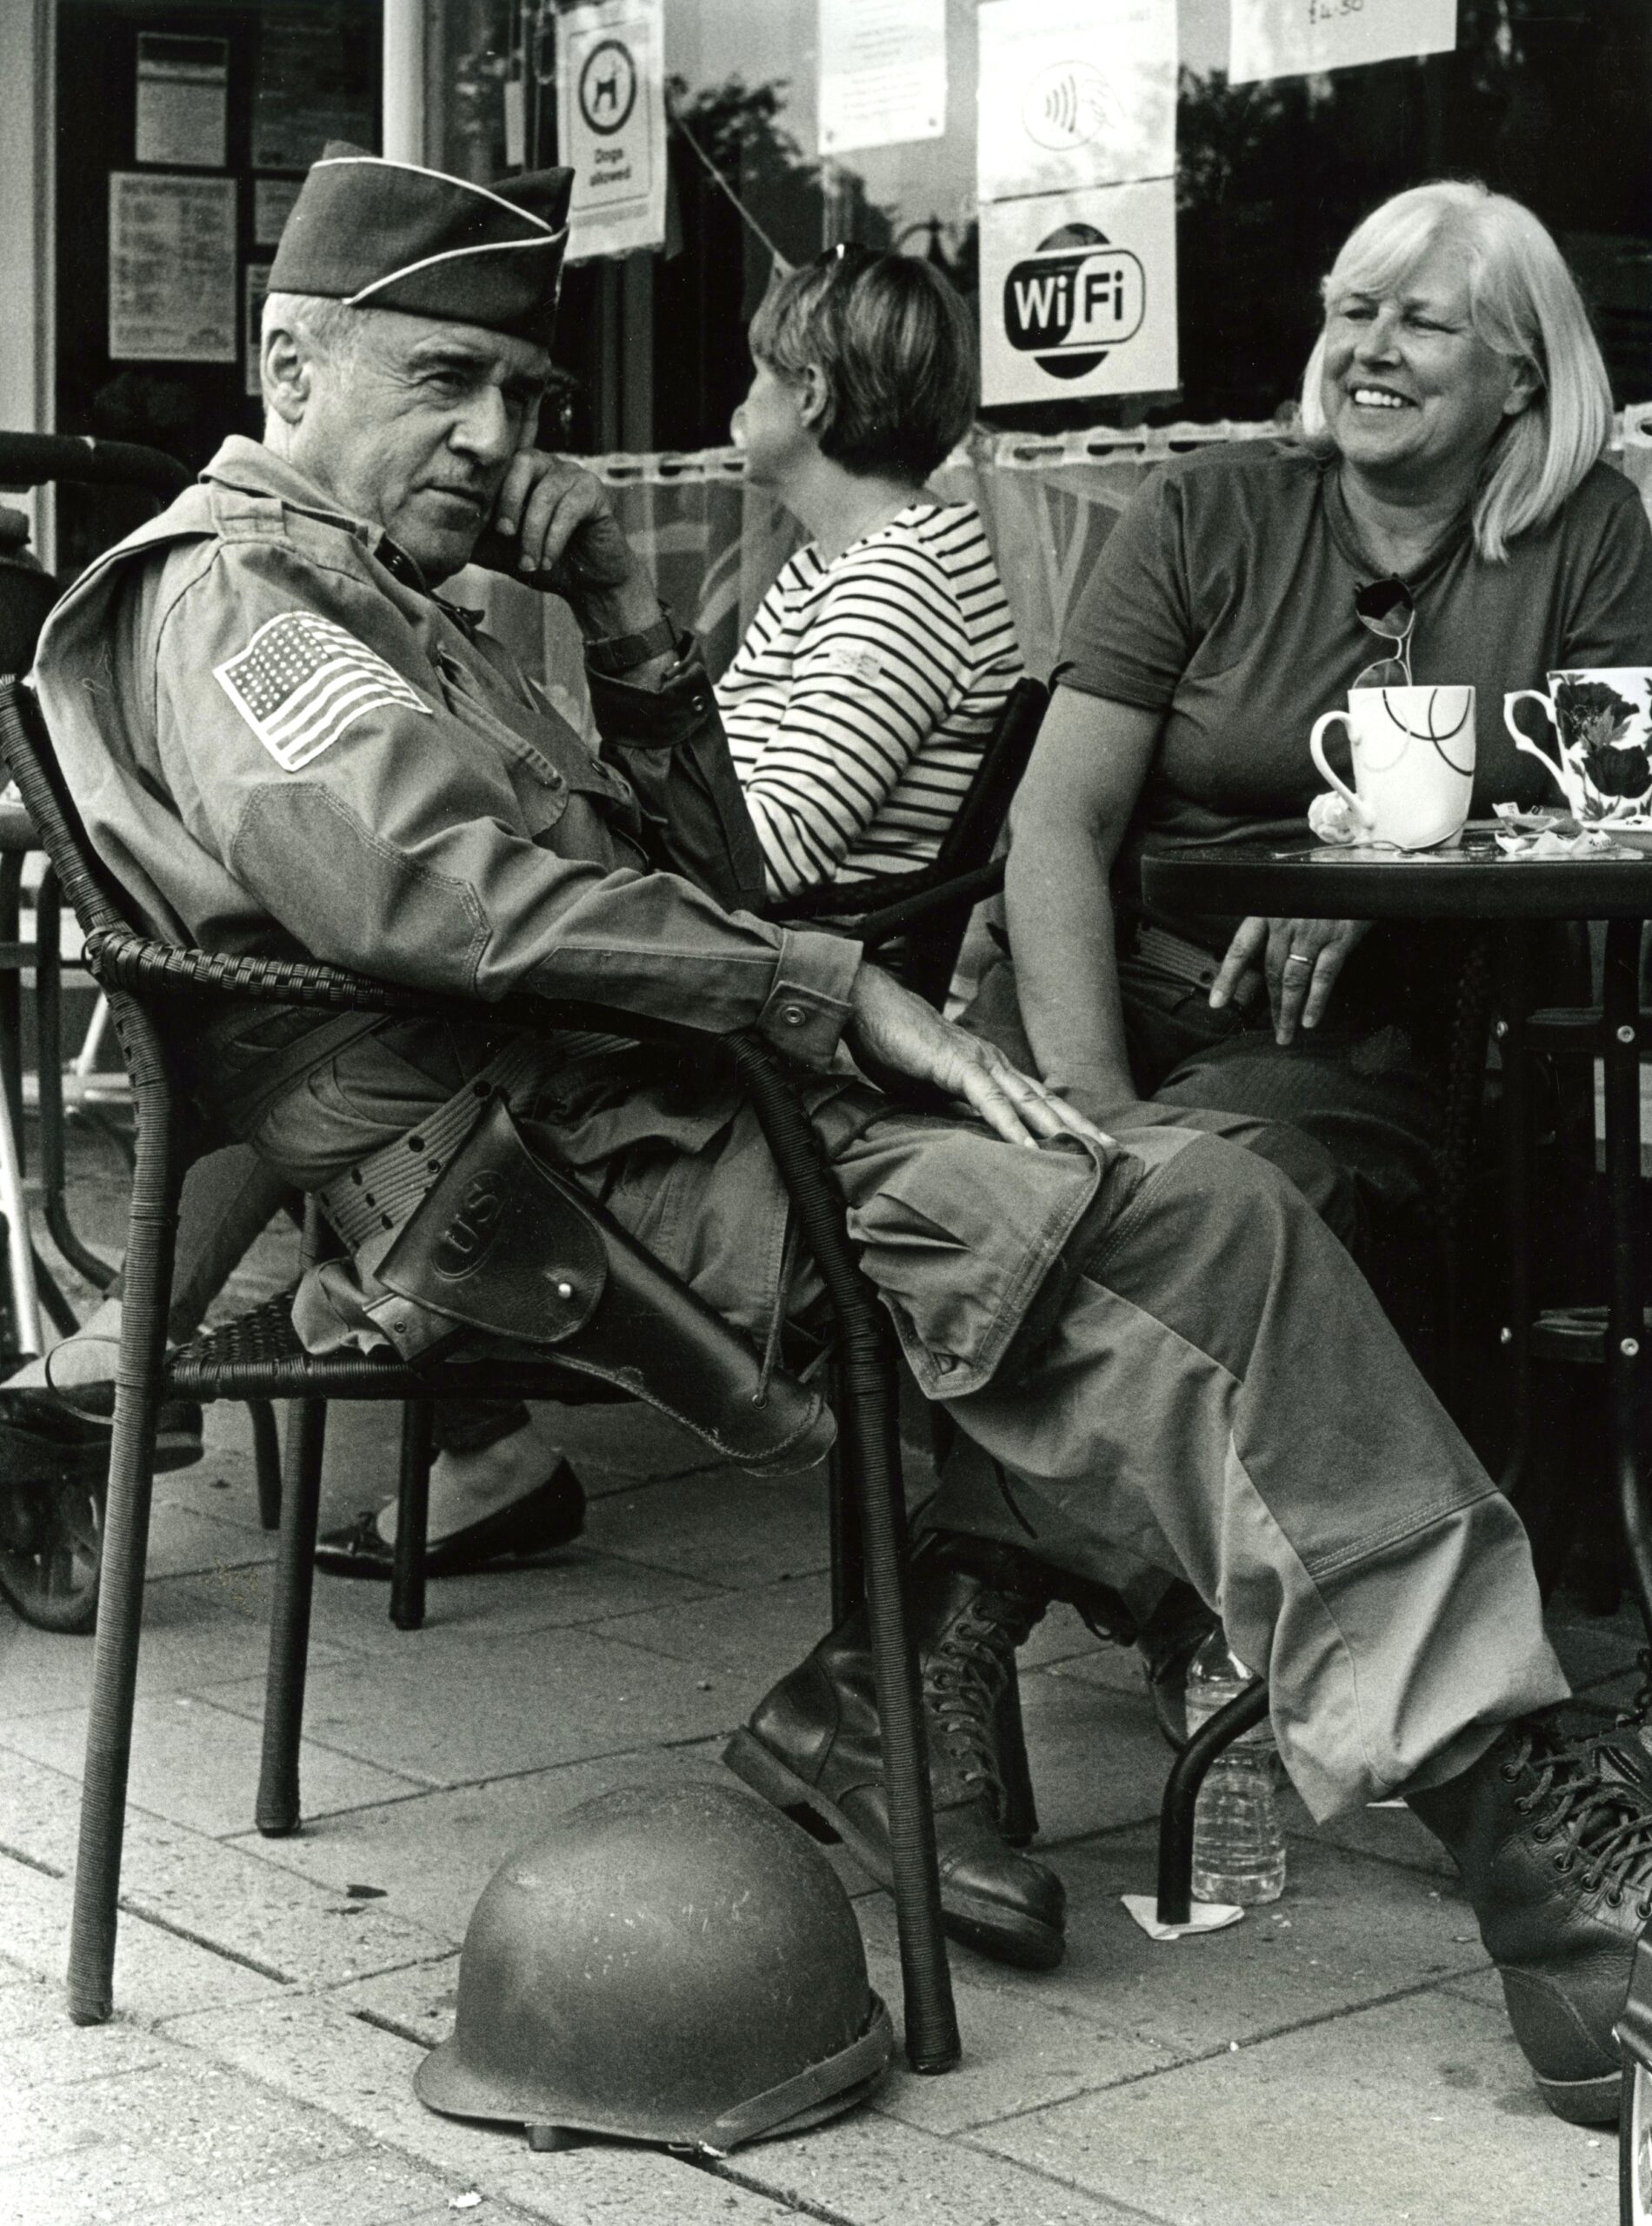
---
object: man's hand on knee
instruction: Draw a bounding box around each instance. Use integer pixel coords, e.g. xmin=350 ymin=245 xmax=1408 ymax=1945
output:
xmin=846 ymin=965 xmax=1114 ymax=1153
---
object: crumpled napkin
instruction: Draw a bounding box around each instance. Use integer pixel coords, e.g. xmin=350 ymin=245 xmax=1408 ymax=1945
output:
xmin=1308 ymin=790 xmax=1365 ymax=846
xmin=1490 ymin=803 xmax=1621 ymax=857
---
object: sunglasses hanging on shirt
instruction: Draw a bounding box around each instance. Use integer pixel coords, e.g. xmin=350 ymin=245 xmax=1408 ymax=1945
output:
xmin=1352 ymin=576 xmax=1416 ymax=691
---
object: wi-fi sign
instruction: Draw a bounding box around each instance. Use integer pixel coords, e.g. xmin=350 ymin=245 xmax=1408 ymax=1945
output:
xmin=1023 ymin=61 xmax=1113 ymax=153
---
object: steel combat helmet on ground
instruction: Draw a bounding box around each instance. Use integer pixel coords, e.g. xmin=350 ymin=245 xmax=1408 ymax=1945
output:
xmin=414 ymin=1779 xmax=894 ymax=2154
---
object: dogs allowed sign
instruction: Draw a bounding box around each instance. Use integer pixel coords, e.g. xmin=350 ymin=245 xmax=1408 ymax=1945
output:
xmin=556 ymin=0 xmax=666 ymax=263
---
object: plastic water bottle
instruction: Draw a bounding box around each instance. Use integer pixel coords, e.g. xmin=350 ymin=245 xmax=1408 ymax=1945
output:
xmin=1184 ymin=1631 xmax=1286 ymax=1906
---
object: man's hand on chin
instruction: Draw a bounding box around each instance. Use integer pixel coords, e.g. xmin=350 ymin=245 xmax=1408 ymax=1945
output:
xmin=476 ymin=450 xmax=660 ymax=635
xmin=845 ymin=965 xmax=1113 ymax=1155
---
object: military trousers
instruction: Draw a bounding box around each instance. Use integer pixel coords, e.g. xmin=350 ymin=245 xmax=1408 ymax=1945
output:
xmin=261 ymin=1036 xmax=1569 ymax=1827
xmin=902 ymin=1122 xmax=1566 ymax=1821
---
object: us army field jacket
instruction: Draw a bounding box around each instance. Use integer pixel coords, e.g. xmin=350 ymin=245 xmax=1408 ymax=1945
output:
xmin=34 ymin=437 xmax=862 ymax=1106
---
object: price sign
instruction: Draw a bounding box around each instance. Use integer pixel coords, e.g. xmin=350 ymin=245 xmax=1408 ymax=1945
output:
xmin=1229 ymin=0 xmax=1456 ymax=85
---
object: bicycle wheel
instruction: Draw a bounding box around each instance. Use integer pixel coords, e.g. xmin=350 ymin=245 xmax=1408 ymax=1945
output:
xmin=0 ymin=1460 xmax=105 ymax=1633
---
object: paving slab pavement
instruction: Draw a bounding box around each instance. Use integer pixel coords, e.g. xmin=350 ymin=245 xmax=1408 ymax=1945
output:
xmin=2 ymin=1125 xmax=1643 ymax=2224
xmin=976 ymin=1985 xmax=1618 ymax=2226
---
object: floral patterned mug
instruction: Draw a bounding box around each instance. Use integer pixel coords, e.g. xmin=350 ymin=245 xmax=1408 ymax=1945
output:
xmin=1502 ymin=669 xmax=1652 ymax=823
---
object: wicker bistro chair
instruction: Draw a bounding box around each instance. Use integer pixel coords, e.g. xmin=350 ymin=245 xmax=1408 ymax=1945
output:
xmin=0 ymin=435 xmax=290 ymax=1635
xmin=0 ymin=680 xmax=962 ymax=2071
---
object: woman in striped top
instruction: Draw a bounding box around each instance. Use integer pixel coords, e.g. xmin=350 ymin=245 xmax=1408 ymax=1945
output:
xmin=715 ymin=246 xmax=1022 ymax=900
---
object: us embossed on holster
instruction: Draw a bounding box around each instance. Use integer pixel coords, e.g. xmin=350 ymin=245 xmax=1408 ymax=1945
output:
xmin=376 ymin=1099 xmax=834 ymax=1475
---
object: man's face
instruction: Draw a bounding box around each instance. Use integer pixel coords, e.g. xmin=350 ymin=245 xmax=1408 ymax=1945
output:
xmin=288 ymin=311 xmax=550 ymax=583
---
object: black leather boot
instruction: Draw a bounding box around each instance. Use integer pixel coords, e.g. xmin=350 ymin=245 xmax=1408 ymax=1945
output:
xmin=1407 ymin=1715 xmax=1652 ymax=2124
xmin=723 ymin=1538 xmax=1066 ymax=1969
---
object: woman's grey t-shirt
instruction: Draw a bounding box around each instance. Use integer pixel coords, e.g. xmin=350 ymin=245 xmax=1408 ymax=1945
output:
xmin=1058 ymin=442 xmax=1652 ymax=953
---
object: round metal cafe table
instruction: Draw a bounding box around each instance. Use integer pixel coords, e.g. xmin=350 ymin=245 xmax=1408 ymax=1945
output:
xmin=1142 ymin=826 xmax=1652 ymax=1646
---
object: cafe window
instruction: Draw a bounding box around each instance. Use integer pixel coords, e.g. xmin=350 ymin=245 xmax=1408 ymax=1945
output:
xmin=430 ymin=0 xmax=1651 ymax=455
xmin=52 ymin=0 xmax=380 ymax=574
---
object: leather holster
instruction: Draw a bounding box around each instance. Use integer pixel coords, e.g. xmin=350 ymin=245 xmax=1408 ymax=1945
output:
xmin=375 ymin=1098 xmax=834 ymax=1476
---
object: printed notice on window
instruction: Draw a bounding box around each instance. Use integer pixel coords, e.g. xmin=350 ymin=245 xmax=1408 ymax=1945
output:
xmin=109 ymin=173 xmax=237 ymax=363
xmin=817 ymin=0 xmax=947 ymax=156
xmin=978 ymin=0 xmax=1176 ymax=202
xmin=244 ymin=263 xmax=272 ymax=397
xmin=253 ymin=178 xmax=302 ymax=247
xmin=556 ymin=0 xmax=668 ymax=263
xmin=979 ymin=179 xmax=1177 ymax=407
xmin=252 ymin=6 xmax=374 ymax=170
xmin=135 ymin=33 xmax=228 ymax=169
xmin=1229 ymin=0 xmax=1457 ymax=86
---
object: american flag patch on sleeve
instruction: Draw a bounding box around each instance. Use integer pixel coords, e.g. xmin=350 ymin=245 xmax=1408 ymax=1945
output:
xmin=213 ymin=611 xmax=431 ymax=770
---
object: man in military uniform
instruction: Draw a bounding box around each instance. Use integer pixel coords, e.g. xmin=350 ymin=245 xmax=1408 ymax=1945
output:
xmin=31 ymin=145 xmax=1652 ymax=2125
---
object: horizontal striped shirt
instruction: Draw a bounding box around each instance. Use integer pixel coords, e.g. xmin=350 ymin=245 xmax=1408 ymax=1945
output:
xmin=715 ymin=500 xmax=1022 ymax=899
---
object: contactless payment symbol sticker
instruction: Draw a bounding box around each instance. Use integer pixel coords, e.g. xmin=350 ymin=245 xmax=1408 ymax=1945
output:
xmin=1021 ymin=61 xmax=1115 ymax=154
xmin=1003 ymin=221 xmax=1144 ymax=381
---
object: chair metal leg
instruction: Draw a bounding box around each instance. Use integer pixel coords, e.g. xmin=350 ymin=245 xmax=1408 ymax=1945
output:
xmin=1496 ymin=924 xmax=1538 ymax=1511
xmin=0 ymin=850 xmax=24 ymax=1156
xmin=997 ymin=1658 xmax=1038 ymax=1847
xmin=390 ymin=1398 xmax=434 ymax=1632
xmin=0 ymin=1064 xmax=43 ymax=1359
xmin=843 ymin=1326 xmax=961 ymax=2071
xmin=1156 ymin=1678 xmax=1269 ymax=1928
xmin=30 ymin=1249 xmax=78 ymax=1340
xmin=1602 ymin=919 xmax=1652 ymax=1641
xmin=246 ymin=1399 xmax=281 ymax=1530
xmin=66 ymin=1022 xmax=182 ymax=2025
xmin=827 ymin=1355 xmax=864 ymax=1624
xmin=730 ymin=1035 xmax=959 ymax=2074
xmin=34 ymin=870 xmax=117 ymax=1291
xmin=254 ymin=1397 xmax=327 ymax=1837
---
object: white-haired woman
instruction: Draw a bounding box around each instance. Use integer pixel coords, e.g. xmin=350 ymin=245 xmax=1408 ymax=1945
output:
xmin=989 ymin=180 xmax=1652 ymax=1270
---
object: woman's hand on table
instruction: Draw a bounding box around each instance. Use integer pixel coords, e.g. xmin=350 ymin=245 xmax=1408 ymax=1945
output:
xmin=1209 ymin=916 xmax=1371 ymax=1045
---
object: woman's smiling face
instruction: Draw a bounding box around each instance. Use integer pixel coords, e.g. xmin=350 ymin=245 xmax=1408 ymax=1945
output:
xmin=1319 ymin=238 xmax=1535 ymax=491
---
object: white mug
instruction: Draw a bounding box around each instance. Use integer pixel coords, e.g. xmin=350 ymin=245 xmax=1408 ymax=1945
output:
xmin=1502 ymin=668 xmax=1652 ymax=823
xmin=1309 ymin=685 xmax=1475 ymax=850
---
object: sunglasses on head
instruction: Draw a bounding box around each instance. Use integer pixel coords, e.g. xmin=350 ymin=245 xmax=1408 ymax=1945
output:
xmin=1352 ymin=576 xmax=1416 ymax=691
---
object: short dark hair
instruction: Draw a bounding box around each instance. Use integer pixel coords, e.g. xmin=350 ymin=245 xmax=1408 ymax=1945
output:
xmin=748 ymin=245 xmax=977 ymax=482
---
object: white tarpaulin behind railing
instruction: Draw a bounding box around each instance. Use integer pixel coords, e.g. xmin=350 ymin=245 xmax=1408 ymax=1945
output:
xmin=465 ymin=410 xmax=1652 ymax=709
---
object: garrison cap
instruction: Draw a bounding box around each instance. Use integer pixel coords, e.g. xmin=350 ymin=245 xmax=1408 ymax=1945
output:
xmin=267 ymin=142 xmax=571 ymax=346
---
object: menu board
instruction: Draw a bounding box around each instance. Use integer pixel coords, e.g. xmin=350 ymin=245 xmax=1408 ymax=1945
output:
xmin=108 ymin=172 xmax=237 ymax=363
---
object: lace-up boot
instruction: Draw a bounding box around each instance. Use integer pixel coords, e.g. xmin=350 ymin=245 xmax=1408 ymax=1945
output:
xmin=1408 ymin=1715 xmax=1652 ymax=2123
xmin=723 ymin=1535 xmax=1066 ymax=1969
